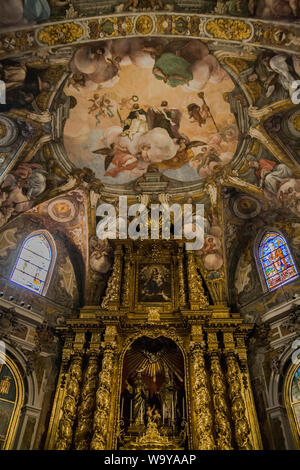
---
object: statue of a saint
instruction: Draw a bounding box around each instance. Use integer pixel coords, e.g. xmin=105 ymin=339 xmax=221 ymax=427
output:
xmin=132 ymin=372 xmax=149 ymax=425
xmin=159 ymin=367 xmax=177 ymax=424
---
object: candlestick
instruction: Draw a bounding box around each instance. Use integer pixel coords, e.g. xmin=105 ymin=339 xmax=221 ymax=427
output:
xmin=163 ymin=404 xmax=165 ymax=425
xmin=172 ymin=399 xmax=174 ymax=422
xmin=130 ymin=399 xmax=132 ymax=422
xmin=182 ymin=397 xmax=185 ymax=419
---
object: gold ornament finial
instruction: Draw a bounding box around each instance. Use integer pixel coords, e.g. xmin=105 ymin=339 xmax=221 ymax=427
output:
xmin=147 ymin=307 xmax=160 ymax=323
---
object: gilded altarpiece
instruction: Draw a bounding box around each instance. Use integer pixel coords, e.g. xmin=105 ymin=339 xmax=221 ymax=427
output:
xmin=46 ymin=240 xmax=262 ymax=450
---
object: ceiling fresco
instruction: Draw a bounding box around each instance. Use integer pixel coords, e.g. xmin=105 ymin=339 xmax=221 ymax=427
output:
xmin=63 ymin=38 xmax=238 ymax=185
xmin=0 ymin=1 xmax=300 ymax=308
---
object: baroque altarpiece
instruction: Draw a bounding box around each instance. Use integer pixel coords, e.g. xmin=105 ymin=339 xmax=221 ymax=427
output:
xmin=46 ymin=239 xmax=262 ymax=450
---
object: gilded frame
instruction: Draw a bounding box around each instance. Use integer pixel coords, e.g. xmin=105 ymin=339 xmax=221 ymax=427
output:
xmin=284 ymin=361 xmax=300 ymax=450
xmin=134 ymin=260 xmax=175 ymax=312
xmin=111 ymin=329 xmax=191 ymax=450
xmin=0 ymin=351 xmax=24 ymax=450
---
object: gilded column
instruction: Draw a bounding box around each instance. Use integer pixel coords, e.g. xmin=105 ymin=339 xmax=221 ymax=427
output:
xmin=91 ymin=335 xmax=117 ymax=450
xmin=186 ymin=251 xmax=209 ymax=310
xmin=225 ymin=352 xmax=252 ymax=450
xmin=190 ymin=343 xmax=215 ymax=450
xmin=101 ymin=246 xmax=123 ymax=310
xmin=210 ymin=352 xmax=233 ymax=449
xmin=235 ymin=332 xmax=263 ymax=450
xmin=122 ymin=247 xmax=131 ymax=307
xmin=55 ymin=354 xmax=83 ymax=450
xmin=207 ymin=331 xmax=232 ymax=450
xmin=74 ymin=353 xmax=99 ymax=450
xmin=177 ymin=245 xmax=187 ymax=308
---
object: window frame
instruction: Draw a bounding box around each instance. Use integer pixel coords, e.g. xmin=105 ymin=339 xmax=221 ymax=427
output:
xmin=254 ymin=229 xmax=299 ymax=293
xmin=10 ymin=230 xmax=56 ymax=296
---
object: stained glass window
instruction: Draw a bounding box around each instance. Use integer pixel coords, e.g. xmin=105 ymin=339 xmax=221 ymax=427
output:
xmin=10 ymin=234 xmax=52 ymax=295
xmin=259 ymin=232 xmax=298 ymax=291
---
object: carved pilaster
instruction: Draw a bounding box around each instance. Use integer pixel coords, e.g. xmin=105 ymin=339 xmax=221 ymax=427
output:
xmin=60 ymin=333 xmax=73 ymax=388
xmin=74 ymin=354 xmax=99 ymax=450
xmin=177 ymin=246 xmax=187 ymax=308
xmin=122 ymin=249 xmax=131 ymax=307
xmin=186 ymin=252 xmax=209 ymax=310
xmin=190 ymin=343 xmax=215 ymax=450
xmin=225 ymin=353 xmax=252 ymax=450
xmin=209 ymin=352 xmax=233 ymax=450
xmin=91 ymin=343 xmax=117 ymax=450
xmin=101 ymin=246 xmax=123 ymax=310
xmin=235 ymin=333 xmax=248 ymax=374
xmin=55 ymin=354 xmax=83 ymax=450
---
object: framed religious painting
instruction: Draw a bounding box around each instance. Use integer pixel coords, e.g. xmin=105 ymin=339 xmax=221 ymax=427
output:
xmin=137 ymin=263 xmax=172 ymax=305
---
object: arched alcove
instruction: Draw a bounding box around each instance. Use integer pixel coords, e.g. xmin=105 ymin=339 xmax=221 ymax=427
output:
xmin=119 ymin=336 xmax=187 ymax=450
xmin=0 ymin=348 xmax=24 ymax=449
xmin=284 ymin=361 xmax=300 ymax=449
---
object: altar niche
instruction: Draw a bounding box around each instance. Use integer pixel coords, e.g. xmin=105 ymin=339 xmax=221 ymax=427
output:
xmin=118 ymin=336 xmax=187 ymax=450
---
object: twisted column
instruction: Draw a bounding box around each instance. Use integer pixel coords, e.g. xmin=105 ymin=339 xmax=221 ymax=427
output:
xmin=74 ymin=354 xmax=99 ymax=450
xmin=225 ymin=353 xmax=252 ymax=450
xmin=91 ymin=345 xmax=116 ymax=450
xmin=190 ymin=344 xmax=215 ymax=450
xmin=55 ymin=354 xmax=83 ymax=450
xmin=209 ymin=352 xmax=233 ymax=450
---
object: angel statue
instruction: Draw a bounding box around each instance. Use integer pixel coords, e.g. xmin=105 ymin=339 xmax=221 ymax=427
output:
xmin=146 ymin=405 xmax=161 ymax=427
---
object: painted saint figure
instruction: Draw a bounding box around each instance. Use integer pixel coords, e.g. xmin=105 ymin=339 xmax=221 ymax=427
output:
xmin=249 ymin=159 xmax=293 ymax=194
xmin=121 ymin=104 xmax=148 ymax=140
xmin=159 ymin=368 xmax=177 ymax=424
xmin=147 ymin=101 xmax=182 ymax=140
xmin=267 ymin=241 xmax=290 ymax=272
xmin=142 ymin=267 xmax=170 ymax=301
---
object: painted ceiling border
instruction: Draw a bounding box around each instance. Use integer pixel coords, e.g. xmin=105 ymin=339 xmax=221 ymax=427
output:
xmin=0 ymin=12 xmax=299 ymax=59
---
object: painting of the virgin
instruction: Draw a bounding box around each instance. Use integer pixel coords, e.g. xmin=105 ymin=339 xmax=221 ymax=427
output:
xmin=138 ymin=264 xmax=171 ymax=303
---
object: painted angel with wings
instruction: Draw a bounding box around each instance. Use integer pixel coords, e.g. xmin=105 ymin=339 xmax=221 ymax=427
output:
xmin=156 ymin=138 xmax=206 ymax=170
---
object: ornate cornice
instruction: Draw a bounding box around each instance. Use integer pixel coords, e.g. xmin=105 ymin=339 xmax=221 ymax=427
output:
xmin=1 ymin=13 xmax=299 ymax=60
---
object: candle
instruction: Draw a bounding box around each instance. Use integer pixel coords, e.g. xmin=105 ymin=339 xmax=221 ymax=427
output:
xmin=163 ymin=404 xmax=165 ymax=424
xmin=182 ymin=397 xmax=185 ymax=419
xmin=172 ymin=400 xmax=174 ymax=422
xmin=130 ymin=399 xmax=132 ymax=421
xmin=140 ymin=403 xmax=143 ymax=424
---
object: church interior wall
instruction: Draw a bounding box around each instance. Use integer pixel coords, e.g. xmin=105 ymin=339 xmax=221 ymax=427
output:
xmin=0 ymin=0 xmax=300 ymax=451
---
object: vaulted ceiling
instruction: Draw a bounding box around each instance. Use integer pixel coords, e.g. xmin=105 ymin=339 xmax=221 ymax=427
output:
xmin=0 ymin=0 xmax=300 ymax=316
